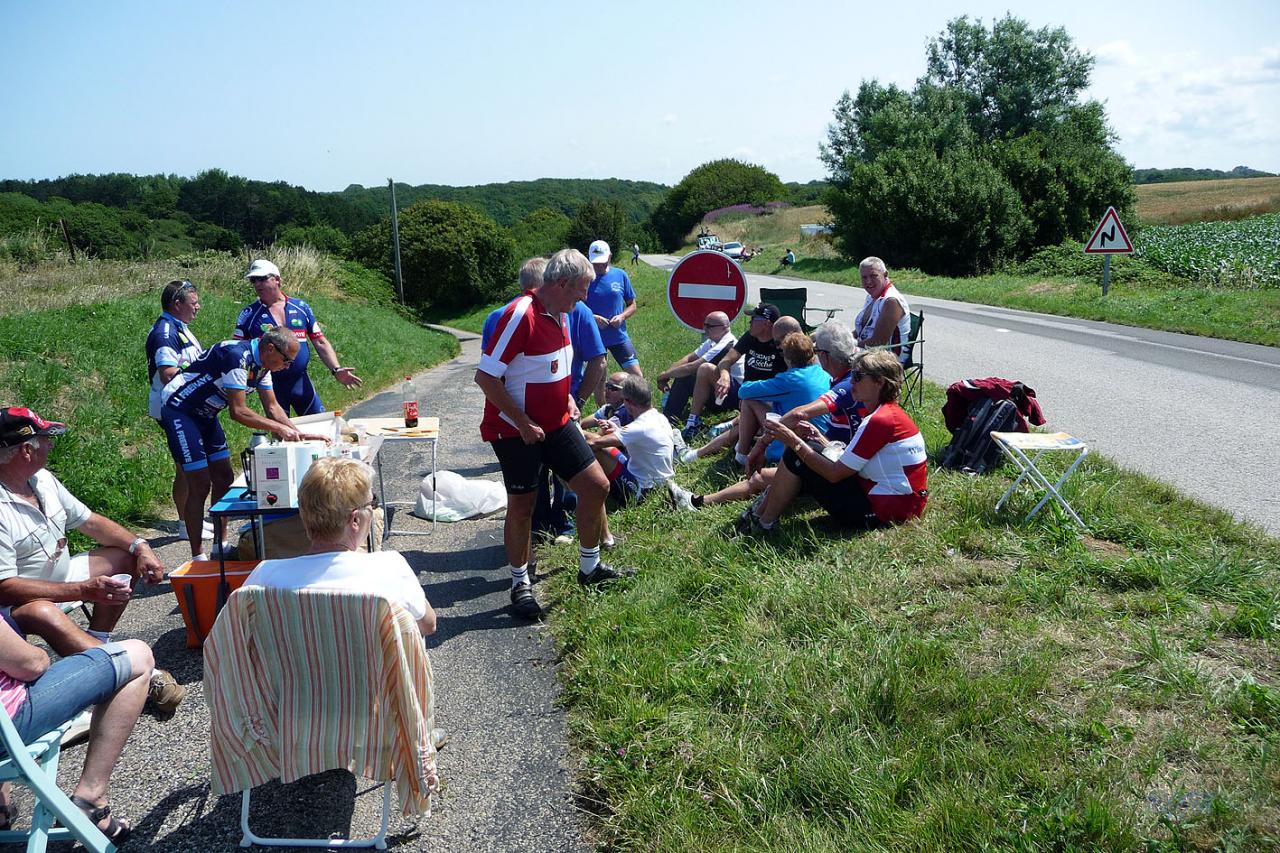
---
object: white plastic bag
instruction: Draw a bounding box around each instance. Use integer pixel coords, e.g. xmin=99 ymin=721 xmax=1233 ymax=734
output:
xmin=413 ymin=470 xmax=506 ymax=522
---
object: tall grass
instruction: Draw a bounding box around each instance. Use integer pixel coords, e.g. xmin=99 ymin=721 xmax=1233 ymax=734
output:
xmin=0 ymin=249 xmax=458 ymax=524
xmin=1135 ymin=177 xmax=1280 ymax=225
xmin=534 ymin=263 xmax=1280 ymax=851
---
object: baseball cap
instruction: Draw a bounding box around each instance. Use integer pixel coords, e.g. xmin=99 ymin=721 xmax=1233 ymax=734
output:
xmin=750 ymin=303 xmax=781 ymax=322
xmin=245 ymin=259 xmax=281 ymax=280
xmin=587 ymin=240 xmax=611 ymax=263
xmin=0 ymin=406 xmax=67 ymax=448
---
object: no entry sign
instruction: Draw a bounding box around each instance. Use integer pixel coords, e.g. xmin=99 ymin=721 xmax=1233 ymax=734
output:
xmin=666 ymin=250 xmax=747 ymax=331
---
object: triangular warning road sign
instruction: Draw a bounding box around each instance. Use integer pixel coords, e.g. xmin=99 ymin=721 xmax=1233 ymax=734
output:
xmin=1083 ymin=206 xmax=1134 ymax=254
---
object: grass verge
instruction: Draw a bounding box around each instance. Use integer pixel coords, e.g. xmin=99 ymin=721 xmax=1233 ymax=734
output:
xmin=527 ymin=262 xmax=1280 ymax=850
xmin=0 ymin=249 xmax=458 ymax=524
xmin=762 ymin=259 xmax=1280 ymax=348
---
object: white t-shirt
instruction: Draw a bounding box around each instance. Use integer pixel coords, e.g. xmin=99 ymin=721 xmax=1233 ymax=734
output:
xmin=244 ymin=550 xmax=428 ymax=620
xmin=695 ymin=333 xmax=743 ymax=383
xmin=618 ymin=408 xmax=675 ymax=488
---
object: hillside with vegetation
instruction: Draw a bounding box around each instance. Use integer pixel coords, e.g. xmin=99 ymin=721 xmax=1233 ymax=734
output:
xmin=1133 ymin=166 xmax=1274 ymax=184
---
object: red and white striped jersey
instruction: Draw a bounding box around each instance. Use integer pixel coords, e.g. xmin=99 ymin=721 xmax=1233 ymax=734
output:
xmin=838 ymin=401 xmax=928 ymax=522
xmin=478 ymin=291 xmax=573 ymax=441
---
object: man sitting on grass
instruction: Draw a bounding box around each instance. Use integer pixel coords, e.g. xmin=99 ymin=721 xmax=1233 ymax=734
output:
xmin=657 ymin=310 xmax=738 ymax=424
xmin=581 ymin=372 xmax=634 ymax=432
xmin=585 ymin=376 xmax=687 ymax=523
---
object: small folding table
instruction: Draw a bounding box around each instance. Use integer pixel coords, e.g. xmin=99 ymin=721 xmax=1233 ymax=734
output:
xmin=345 ymin=416 xmax=440 ymax=544
xmin=991 ymin=431 xmax=1089 ymax=527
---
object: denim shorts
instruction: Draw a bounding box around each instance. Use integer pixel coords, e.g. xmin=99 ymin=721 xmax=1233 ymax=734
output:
xmin=2 ymin=643 xmax=133 ymax=753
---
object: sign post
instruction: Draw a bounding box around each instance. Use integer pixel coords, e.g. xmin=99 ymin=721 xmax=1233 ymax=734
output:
xmin=1083 ymin=206 xmax=1134 ymax=296
xmin=666 ymin=250 xmax=748 ymax=331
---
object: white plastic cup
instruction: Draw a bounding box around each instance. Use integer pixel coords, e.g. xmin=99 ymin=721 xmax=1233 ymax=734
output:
xmin=715 ymin=392 xmax=728 ymax=406
xmin=109 ymin=573 xmax=132 ymax=587
xmin=765 ymin=412 xmax=782 ymax=423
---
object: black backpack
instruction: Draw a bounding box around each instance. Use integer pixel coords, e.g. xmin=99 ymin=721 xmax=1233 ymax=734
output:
xmin=937 ymin=398 xmax=1020 ymax=474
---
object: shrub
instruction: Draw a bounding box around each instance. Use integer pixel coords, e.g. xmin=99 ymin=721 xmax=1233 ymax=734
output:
xmin=276 ymin=223 xmax=351 ymax=256
xmin=649 ymin=159 xmax=786 ymax=250
xmin=566 ymin=199 xmax=628 ymax=258
xmin=509 ymin=207 xmax=572 ymax=261
xmin=350 ymin=200 xmax=516 ymax=311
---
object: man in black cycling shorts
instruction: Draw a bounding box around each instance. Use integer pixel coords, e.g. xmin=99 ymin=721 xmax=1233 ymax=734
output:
xmin=475 ymin=248 xmax=633 ymax=619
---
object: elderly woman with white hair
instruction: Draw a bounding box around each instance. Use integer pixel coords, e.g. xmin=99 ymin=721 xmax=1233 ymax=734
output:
xmin=243 ymin=457 xmax=436 ymax=637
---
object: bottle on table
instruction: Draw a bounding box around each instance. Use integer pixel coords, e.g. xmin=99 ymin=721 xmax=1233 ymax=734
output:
xmin=402 ymin=376 xmax=419 ymax=428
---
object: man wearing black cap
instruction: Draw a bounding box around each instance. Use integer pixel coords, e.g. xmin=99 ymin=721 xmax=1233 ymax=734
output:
xmin=680 ymin=303 xmax=785 ymax=442
xmin=0 ymin=407 xmax=186 ymax=714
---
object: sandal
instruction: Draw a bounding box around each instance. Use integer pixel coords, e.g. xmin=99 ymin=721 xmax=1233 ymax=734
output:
xmin=70 ymin=795 xmax=131 ymax=844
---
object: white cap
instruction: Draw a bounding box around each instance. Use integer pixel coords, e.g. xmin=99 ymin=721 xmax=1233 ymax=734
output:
xmin=245 ymin=259 xmax=281 ymax=280
xmin=587 ymin=240 xmax=611 ymax=263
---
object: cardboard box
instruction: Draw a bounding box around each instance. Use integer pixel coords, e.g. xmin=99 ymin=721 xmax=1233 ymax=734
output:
xmin=253 ymin=440 xmax=329 ymax=509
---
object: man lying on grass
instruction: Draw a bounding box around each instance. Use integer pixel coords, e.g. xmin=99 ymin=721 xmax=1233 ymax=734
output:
xmin=744 ymin=349 xmax=928 ymax=535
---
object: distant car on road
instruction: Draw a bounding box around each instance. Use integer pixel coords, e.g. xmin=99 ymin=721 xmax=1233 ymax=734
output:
xmin=696 ymin=233 xmax=721 ymax=251
xmin=721 ymin=242 xmax=746 ymax=259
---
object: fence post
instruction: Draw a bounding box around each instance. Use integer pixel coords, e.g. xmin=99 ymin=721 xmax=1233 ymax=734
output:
xmin=388 ymin=179 xmax=405 ymax=305
xmin=58 ymin=218 xmax=77 ymax=264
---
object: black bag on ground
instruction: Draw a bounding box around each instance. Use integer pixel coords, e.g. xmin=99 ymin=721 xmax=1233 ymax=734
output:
xmin=937 ymin=398 xmax=1020 ymax=473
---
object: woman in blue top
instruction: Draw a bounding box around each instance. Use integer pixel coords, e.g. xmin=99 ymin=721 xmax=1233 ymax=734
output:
xmin=737 ymin=332 xmax=830 ymax=468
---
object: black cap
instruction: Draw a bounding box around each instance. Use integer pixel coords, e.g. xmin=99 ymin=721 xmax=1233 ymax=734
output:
xmin=0 ymin=407 xmax=68 ymax=448
xmin=750 ymin=303 xmax=781 ymax=322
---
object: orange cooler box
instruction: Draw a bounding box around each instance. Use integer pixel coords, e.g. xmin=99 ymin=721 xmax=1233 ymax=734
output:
xmin=170 ymin=560 xmax=259 ymax=647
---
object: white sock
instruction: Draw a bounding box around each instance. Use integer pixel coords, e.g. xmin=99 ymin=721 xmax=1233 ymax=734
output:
xmin=509 ymin=563 xmax=529 ymax=588
xmin=735 ymin=451 xmax=749 ymax=465
xmin=87 ymin=629 xmax=112 ymax=643
xmin=579 ymin=545 xmax=601 ymax=575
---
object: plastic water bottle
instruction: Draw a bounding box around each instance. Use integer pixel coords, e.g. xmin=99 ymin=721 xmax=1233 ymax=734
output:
xmin=402 ymin=377 xmax=419 ymax=428
xmin=709 ymin=421 xmax=733 ymax=437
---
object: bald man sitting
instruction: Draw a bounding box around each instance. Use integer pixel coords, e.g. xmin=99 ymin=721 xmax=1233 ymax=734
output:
xmin=656 ymin=311 xmax=740 ymax=424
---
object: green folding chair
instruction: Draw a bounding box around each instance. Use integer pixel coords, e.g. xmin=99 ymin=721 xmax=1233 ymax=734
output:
xmin=900 ymin=309 xmax=925 ymax=409
xmin=759 ymin=287 xmax=839 ymax=333
xmin=0 ymin=712 xmax=116 ymax=853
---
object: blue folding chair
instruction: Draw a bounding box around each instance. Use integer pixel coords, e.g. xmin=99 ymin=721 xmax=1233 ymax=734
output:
xmin=0 ymin=711 xmax=115 ymax=853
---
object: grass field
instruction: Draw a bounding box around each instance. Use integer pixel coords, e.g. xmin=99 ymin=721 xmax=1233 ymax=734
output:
xmin=446 ymin=262 xmax=1280 ymax=850
xmin=0 ymin=248 xmax=458 ymax=524
xmin=1135 ymin=177 xmax=1280 ymax=225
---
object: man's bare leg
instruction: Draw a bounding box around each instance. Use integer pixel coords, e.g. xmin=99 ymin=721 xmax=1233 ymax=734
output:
xmin=504 ymin=492 xmax=538 ymax=569
xmin=11 ymin=600 xmax=99 ymax=656
xmin=736 ymin=400 xmax=769 ymax=456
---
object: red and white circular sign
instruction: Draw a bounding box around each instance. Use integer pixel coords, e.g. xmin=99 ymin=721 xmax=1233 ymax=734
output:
xmin=666 ymin=250 xmax=747 ymax=331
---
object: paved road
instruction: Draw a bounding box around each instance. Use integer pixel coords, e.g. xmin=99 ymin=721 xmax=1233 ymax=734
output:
xmin=645 ymin=254 xmax=1280 ymax=536
xmin=42 ymin=331 xmax=589 ymax=852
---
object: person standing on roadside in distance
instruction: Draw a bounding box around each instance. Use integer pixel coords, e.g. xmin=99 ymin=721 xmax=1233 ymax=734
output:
xmin=631 ymin=242 xmax=640 ymax=266
xmin=160 ymin=327 xmax=330 ymax=560
xmin=585 ymin=240 xmax=642 ymax=408
xmin=145 ymin=280 xmax=205 ymax=542
xmin=852 ymin=256 xmax=911 ymax=362
xmin=233 ymin=259 xmax=362 ymax=416
xmin=475 ymin=249 xmax=633 ymax=621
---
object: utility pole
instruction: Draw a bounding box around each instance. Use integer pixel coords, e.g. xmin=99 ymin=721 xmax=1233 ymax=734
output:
xmin=388 ymin=179 xmax=405 ymax=305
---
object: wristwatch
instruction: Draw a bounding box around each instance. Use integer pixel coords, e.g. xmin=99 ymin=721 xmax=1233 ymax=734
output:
xmin=330 ymin=365 xmax=341 ymax=375
xmin=127 ymin=537 xmax=147 ymax=555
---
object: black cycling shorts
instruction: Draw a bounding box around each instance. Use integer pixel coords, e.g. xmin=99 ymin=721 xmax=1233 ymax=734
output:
xmin=782 ymin=447 xmax=881 ymax=530
xmin=490 ymin=423 xmax=597 ymax=495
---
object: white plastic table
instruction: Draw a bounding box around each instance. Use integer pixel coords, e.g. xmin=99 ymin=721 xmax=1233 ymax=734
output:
xmin=347 ymin=417 xmax=440 ymax=544
xmin=992 ymin=431 xmax=1089 ymax=527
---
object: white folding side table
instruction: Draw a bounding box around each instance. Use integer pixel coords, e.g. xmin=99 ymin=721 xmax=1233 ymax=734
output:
xmin=347 ymin=417 xmax=440 ymax=544
xmin=991 ymin=431 xmax=1089 ymax=527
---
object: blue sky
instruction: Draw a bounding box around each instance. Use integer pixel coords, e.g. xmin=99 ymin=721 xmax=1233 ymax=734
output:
xmin=2 ymin=0 xmax=1277 ymax=191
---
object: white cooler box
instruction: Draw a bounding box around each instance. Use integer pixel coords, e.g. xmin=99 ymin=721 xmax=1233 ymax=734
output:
xmin=253 ymin=440 xmax=330 ymax=508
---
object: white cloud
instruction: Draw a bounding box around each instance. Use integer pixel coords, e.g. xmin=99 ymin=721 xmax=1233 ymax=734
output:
xmin=662 ymin=113 xmax=678 ymax=125
xmin=1093 ymin=40 xmax=1138 ymax=67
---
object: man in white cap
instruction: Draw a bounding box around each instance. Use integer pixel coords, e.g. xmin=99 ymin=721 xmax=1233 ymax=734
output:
xmin=233 ymin=259 xmax=362 ymax=416
xmin=585 ymin=239 xmax=642 ymax=407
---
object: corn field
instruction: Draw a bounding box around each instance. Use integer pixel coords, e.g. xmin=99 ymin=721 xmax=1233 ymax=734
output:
xmin=1134 ymin=213 xmax=1280 ymax=288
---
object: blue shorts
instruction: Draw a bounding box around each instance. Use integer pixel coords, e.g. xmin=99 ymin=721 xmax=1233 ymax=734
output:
xmin=272 ymin=369 xmax=324 ymax=417
xmin=1 ymin=644 xmax=133 ymax=755
xmin=606 ymin=339 xmax=639 ymax=370
xmin=161 ymin=407 xmax=229 ymax=472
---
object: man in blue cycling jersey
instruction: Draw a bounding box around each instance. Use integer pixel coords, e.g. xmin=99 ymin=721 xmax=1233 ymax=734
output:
xmin=159 ymin=326 xmax=328 ymax=559
xmin=585 ymin=240 xmax=642 ymax=406
xmin=233 ymin=259 xmax=362 ymax=416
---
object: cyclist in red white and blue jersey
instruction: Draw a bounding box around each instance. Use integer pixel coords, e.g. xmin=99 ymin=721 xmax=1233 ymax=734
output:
xmin=232 ymin=259 xmax=362 ymax=416
xmin=159 ymin=328 xmax=329 ymax=560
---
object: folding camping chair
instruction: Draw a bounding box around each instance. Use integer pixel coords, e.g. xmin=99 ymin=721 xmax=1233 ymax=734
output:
xmin=899 ymin=309 xmax=924 ymax=408
xmin=992 ymin=431 xmax=1089 ymax=527
xmin=0 ymin=712 xmax=116 ymax=853
xmin=205 ymin=587 xmax=436 ymax=849
xmin=759 ymin=287 xmax=839 ymax=333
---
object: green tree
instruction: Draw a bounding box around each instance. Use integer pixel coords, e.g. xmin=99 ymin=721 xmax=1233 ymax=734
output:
xmin=275 ymin=223 xmax=351 ymax=256
xmin=566 ymin=199 xmax=628 ymax=258
xmin=822 ymin=14 xmax=1132 ymax=274
xmin=649 ymin=159 xmax=786 ymax=250
xmin=350 ymin=200 xmax=515 ymax=311
xmin=508 ymin=207 xmax=572 ymax=261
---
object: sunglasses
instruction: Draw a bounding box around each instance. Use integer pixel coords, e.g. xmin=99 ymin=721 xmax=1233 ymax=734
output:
xmin=267 ymin=343 xmax=294 ymax=368
xmin=852 ymin=370 xmax=865 ymax=382
xmin=604 ymin=383 xmax=623 ymax=391
xmin=248 ymin=275 xmax=273 ymax=284
xmin=355 ymin=494 xmax=381 ymax=512
xmin=703 ymin=322 xmax=726 ymax=329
